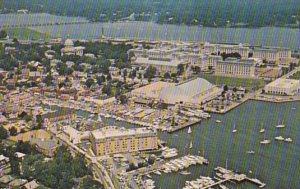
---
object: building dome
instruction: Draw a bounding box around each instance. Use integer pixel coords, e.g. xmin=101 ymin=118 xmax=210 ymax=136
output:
xmin=64 ymin=39 xmax=74 ymax=47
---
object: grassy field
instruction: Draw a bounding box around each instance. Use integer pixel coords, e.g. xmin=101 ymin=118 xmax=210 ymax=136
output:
xmin=6 ymin=27 xmax=50 ymax=40
xmin=288 ymin=71 xmax=300 ymax=80
xmin=198 ymin=73 xmax=265 ymax=90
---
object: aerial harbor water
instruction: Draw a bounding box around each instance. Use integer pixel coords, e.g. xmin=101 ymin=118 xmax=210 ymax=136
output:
xmin=154 ymin=100 xmax=300 ymax=189
xmin=46 ymin=99 xmax=300 ymax=188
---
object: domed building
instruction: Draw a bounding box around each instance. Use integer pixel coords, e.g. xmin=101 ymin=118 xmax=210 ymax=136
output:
xmin=61 ymin=38 xmax=85 ymax=56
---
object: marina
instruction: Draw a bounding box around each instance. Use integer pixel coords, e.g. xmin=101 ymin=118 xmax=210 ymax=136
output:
xmin=183 ymin=167 xmax=266 ymax=189
xmin=153 ymin=100 xmax=300 ymax=189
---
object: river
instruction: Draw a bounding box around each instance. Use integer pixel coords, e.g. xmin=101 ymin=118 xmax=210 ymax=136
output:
xmin=31 ymin=21 xmax=300 ymax=50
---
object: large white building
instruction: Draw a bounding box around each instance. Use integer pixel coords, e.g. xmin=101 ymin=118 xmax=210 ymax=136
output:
xmin=132 ymin=57 xmax=187 ymax=75
xmin=215 ymin=58 xmax=260 ymax=78
xmin=252 ymin=47 xmax=292 ymax=65
xmin=61 ymin=39 xmax=85 ymax=56
xmin=264 ymin=78 xmax=300 ymax=95
xmin=202 ymin=42 xmax=250 ymax=58
xmin=159 ymin=78 xmax=222 ymax=105
xmin=131 ymin=78 xmax=222 ymax=106
xmin=90 ymin=126 xmax=158 ymax=156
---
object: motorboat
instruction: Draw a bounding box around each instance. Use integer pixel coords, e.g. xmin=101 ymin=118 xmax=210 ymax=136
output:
xmin=216 ymin=120 xmax=221 ymax=123
xmin=180 ymin=171 xmax=191 ymax=175
xmin=260 ymin=140 xmax=271 ymax=144
xmin=285 ymin=138 xmax=293 ymax=142
xmin=275 ymin=120 xmax=285 ymax=128
xmin=232 ymin=124 xmax=237 ymax=133
xmin=275 ymin=136 xmax=284 ymax=141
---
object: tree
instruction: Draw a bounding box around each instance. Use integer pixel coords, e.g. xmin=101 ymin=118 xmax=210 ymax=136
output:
xmin=144 ymin=66 xmax=156 ymax=81
xmin=10 ymin=156 xmax=20 ymax=176
xmin=35 ymin=114 xmax=43 ymax=130
xmin=9 ymin=126 xmax=18 ymax=136
xmin=72 ymin=154 xmax=87 ymax=178
xmin=0 ymin=30 xmax=7 ymax=39
xmin=148 ymin=155 xmax=156 ymax=164
xmin=85 ymin=78 xmax=95 ymax=88
xmin=102 ymin=84 xmax=112 ymax=96
xmin=223 ymin=85 xmax=228 ymax=92
xmin=119 ymin=94 xmax=127 ymax=104
xmin=78 ymin=175 xmax=103 ymax=189
xmin=164 ymin=72 xmax=171 ymax=79
xmin=44 ymin=73 xmax=53 ymax=86
xmin=0 ymin=126 xmax=8 ymax=139
xmin=16 ymin=141 xmax=37 ymax=154
xmin=177 ymin=64 xmax=185 ymax=75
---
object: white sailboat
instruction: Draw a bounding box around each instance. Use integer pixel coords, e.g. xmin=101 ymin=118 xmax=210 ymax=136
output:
xmin=247 ymin=150 xmax=255 ymax=154
xmin=187 ymin=127 xmax=192 ymax=134
xmin=260 ymin=132 xmax=271 ymax=144
xmin=189 ymin=141 xmax=193 ymax=149
xmin=232 ymin=124 xmax=237 ymax=133
xmin=259 ymin=128 xmax=265 ymax=133
xmin=275 ymin=136 xmax=284 ymax=141
xmin=275 ymin=120 xmax=285 ymax=128
xmin=259 ymin=123 xmax=265 ymax=133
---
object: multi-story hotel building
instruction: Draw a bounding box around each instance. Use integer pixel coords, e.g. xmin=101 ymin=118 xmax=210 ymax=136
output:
xmin=215 ymin=58 xmax=260 ymax=78
xmin=90 ymin=126 xmax=158 ymax=156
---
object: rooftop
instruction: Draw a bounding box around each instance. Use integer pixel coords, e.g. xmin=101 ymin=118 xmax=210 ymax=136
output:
xmin=266 ymin=78 xmax=300 ymax=88
xmin=91 ymin=126 xmax=156 ymax=140
xmin=134 ymin=57 xmax=185 ymax=67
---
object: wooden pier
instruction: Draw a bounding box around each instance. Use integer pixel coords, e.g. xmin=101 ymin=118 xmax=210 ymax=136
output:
xmin=167 ymin=119 xmax=201 ymax=133
xmin=184 ymin=167 xmax=266 ymax=189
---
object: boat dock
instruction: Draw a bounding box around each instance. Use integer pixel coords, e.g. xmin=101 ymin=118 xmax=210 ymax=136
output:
xmin=167 ymin=119 xmax=201 ymax=133
xmin=184 ymin=166 xmax=266 ymax=189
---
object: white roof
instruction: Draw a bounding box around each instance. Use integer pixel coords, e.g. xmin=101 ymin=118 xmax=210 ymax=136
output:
xmin=64 ymin=39 xmax=74 ymax=47
xmin=134 ymin=57 xmax=185 ymax=67
xmin=266 ymin=78 xmax=300 ymax=89
xmin=131 ymin=81 xmax=174 ymax=98
xmin=159 ymin=78 xmax=216 ymax=104
xmin=91 ymin=126 xmax=156 ymax=140
xmin=0 ymin=154 xmax=9 ymax=162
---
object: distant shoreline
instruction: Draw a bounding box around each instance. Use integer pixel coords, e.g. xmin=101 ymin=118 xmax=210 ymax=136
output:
xmin=0 ymin=13 xmax=299 ymax=29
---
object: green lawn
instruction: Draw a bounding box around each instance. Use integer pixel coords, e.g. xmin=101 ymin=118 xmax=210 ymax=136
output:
xmin=6 ymin=27 xmax=50 ymax=40
xmin=288 ymin=71 xmax=300 ymax=80
xmin=198 ymin=73 xmax=265 ymax=90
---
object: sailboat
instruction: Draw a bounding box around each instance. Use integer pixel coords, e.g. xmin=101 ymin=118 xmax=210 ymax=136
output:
xmin=232 ymin=124 xmax=237 ymax=133
xmin=275 ymin=120 xmax=285 ymax=128
xmin=189 ymin=141 xmax=193 ymax=149
xmin=188 ymin=127 xmax=192 ymax=134
xmin=260 ymin=132 xmax=271 ymax=144
xmin=259 ymin=123 xmax=265 ymax=133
